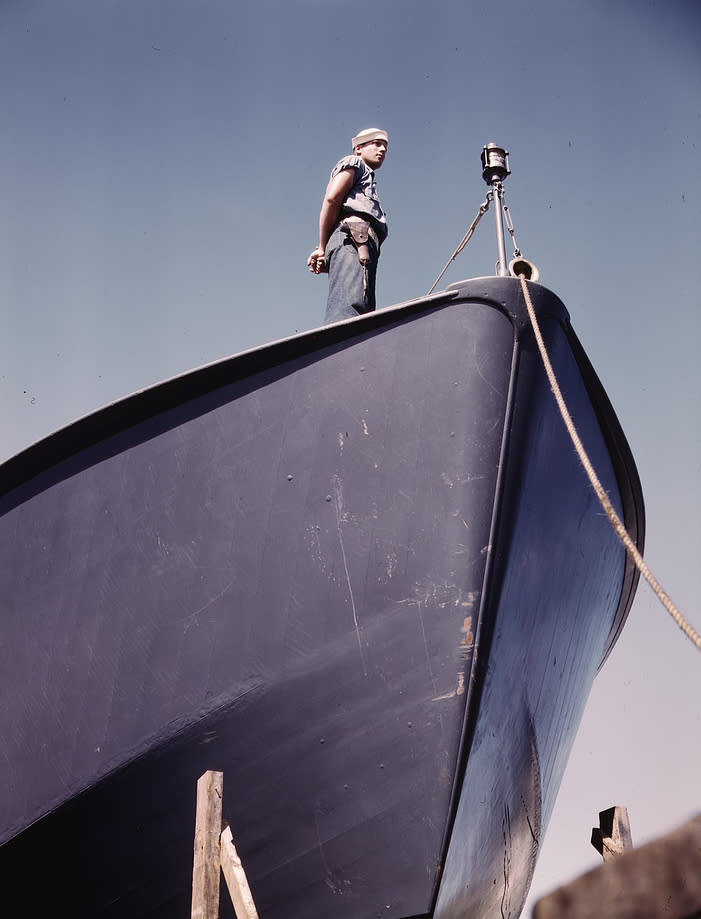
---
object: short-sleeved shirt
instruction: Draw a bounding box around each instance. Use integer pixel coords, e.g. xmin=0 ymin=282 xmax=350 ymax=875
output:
xmin=331 ymin=155 xmax=388 ymax=241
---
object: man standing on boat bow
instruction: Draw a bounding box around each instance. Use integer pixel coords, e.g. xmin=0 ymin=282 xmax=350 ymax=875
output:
xmin=308 ymin=128 xmax=388 ymax=323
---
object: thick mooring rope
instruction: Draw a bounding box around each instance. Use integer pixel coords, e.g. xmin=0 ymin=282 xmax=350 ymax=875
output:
xmin=518 ymin=275 xmax=701 ymax=654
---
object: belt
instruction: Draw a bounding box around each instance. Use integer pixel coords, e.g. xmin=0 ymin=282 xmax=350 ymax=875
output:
xmin=339 ymin=215 xmax=379 ymax=248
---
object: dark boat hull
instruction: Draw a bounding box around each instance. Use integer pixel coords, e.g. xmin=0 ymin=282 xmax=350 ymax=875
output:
xmin=0 ymin=278 xmax=643 ymax=918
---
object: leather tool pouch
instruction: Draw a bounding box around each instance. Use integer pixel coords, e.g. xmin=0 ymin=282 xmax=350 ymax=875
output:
xmin=341 ymin=218 xmax=372 ymax=266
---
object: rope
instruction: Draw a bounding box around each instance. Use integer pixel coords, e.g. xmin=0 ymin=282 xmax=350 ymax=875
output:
xmin=427 ymin=195 xmax=491 ymax=295
xmin=518 ymin=275 xmax=701 ymax=654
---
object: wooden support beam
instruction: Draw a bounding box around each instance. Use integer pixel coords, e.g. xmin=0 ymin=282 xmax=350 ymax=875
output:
xmin=221 ymin=823 xmax=260 ymax=919
xmin=191 ymin=770 xmax=224 ymax=919
xmin=591 ymin=805 xmax=633 ymax=861
xmin=534 ymin=813 xmax=701 ymax=919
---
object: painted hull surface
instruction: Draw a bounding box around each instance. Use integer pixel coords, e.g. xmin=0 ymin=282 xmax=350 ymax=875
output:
xmin=0 ymin=278 xmax=643 ymax=918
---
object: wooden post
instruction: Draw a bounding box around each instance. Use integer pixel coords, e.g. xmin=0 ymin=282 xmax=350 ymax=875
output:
xmin=534 ymin=814 xmax=701 ymax=919
xmin=591 ymin=805 xmax=633 ymax=861
xmin=191 ymin=770 xmax=224 ymax=919
xmin=220 ymin=823 xmax=260 ymax=919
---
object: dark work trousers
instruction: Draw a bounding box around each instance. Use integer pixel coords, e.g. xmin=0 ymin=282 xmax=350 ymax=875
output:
xmin=324 ymin=225 xmax=379 ymax=324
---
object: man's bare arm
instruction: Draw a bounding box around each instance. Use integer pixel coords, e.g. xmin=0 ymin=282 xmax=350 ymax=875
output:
xmin=318 ymin=170 xmax=354 ymax=249
xmin=308 ymin=170 xmax=355 ymax=274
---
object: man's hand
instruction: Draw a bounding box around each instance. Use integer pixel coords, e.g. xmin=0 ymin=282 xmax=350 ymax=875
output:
xmin=307 ymin=247 xmax=328 ymax=274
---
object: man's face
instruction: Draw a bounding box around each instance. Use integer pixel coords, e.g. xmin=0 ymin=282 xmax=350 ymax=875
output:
xmin=356 ymin=138 xmax=388 ymax=170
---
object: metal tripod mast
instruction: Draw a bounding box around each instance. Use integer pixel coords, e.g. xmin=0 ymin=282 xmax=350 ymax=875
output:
xmin=480 ymin=143 xmax=510 ymax=277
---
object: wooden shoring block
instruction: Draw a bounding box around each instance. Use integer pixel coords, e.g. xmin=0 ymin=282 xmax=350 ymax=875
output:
xmin=534 ymin=813 xmax=701 ymax=919
xmin=191 ymin=770 xmax=224 ymax=919
xmin=220 ymin=823 xmax=260 ymax=919
xmin=591 ymin=805 xmax=633 ymax=861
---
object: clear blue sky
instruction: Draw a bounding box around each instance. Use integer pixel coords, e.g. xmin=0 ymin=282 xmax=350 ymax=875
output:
xmin=1 ymin=0 xmax=699 ymax=912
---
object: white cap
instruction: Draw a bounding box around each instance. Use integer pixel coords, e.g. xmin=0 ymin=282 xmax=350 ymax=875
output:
xmin=352 ymin=127 xmax=389 ymax=149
